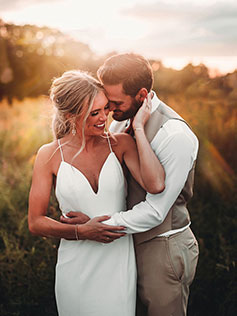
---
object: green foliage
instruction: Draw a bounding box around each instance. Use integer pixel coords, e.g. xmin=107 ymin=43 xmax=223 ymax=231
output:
xmin=187 ymin=170 xmax=237 ymax=316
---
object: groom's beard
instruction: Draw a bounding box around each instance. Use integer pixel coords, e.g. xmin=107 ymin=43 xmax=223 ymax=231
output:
xmin=112 ymin=99 xmax=142 ymax=121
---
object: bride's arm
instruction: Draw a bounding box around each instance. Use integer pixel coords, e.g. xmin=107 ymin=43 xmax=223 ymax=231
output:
xmin=121 ymin=97 xmax=165 ymax=194
xmin=28 ymin=144 xmax=77 ymax=239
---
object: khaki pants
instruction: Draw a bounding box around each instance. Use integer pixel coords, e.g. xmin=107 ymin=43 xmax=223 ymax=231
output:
xmin=135 ymin=227 xmax=199 ymax=316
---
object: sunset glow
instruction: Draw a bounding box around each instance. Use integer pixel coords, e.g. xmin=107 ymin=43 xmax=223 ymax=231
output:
xmin=1 ymin=0 xmax=237 ymax=75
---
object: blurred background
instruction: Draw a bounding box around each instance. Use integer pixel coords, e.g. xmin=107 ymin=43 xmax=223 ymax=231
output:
xmin=0 ymin=0 xmax=236 ymax=315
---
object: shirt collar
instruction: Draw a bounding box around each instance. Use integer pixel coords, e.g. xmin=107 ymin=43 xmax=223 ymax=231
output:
xmin=150 ymin=90 xmax=161 ymax=113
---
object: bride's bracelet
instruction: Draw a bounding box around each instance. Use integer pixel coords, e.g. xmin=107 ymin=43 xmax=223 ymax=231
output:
xmin=133 ymin=127 xmax=144 ymax=132
xmin=75 ymin=224 xmax=79 ymax=240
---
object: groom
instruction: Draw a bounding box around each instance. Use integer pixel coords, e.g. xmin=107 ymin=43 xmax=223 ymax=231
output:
xmin=63 ymin=53 xmax=199 ymax=316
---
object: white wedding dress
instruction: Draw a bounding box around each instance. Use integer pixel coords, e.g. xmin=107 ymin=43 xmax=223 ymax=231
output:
xmin=55 ymin=136 xmax=136 ymax=316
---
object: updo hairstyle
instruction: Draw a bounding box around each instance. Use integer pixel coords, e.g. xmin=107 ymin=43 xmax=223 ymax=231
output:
xmin=50 ymin=70 xmax=103 ymax=139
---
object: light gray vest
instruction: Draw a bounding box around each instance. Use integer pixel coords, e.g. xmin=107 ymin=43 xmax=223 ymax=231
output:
xmin=126 ymin=101 xmax=196 ymax=245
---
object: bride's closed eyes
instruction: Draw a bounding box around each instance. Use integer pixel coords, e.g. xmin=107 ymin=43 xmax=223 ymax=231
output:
xmin=90 ymin=103 xmax=110 ymax=117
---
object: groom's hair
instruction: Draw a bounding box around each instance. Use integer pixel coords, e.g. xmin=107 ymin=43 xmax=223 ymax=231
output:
xmin=97 ymin=53 xmax=154 ymax=97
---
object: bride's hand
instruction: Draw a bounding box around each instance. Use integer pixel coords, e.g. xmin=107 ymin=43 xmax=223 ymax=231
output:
xmin=132 ymin=93 xmax=152 ymax=130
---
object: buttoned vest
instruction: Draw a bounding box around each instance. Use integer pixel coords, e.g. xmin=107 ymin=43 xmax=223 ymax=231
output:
xmin=126 ymin=101 xmax=196 ymax=245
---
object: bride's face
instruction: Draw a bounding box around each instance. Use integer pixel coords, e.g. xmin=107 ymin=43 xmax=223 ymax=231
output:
xmin=83 ymin=90 xmax=110 ymax=136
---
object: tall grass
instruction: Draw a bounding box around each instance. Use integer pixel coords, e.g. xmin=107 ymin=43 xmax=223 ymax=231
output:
xmin=0 ymin=98 xmax=58 ymax=316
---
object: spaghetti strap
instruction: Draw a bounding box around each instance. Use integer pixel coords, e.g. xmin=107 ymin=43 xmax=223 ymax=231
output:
xmin=106 ymin=132 xmax=113 ymax=153
xmin=58 ymin=139 xmax=64 ymax=161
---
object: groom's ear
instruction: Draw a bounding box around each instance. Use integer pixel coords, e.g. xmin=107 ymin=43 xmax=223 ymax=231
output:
xmin=135 ymin=88 xmax=148 ymax=103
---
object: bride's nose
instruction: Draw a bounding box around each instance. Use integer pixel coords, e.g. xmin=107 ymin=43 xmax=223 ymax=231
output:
xmin=99 ymin=111 xmax=107 ymax=121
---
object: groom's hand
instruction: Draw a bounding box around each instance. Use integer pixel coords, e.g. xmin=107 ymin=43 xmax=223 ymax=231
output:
xmin=78 ymin=216 xmax=126 ymax=243
xmin=60 ymin=211 xmax=90 ymax=224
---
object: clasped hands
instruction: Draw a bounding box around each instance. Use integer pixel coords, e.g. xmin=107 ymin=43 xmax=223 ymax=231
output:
xmin=61 ymin=212 xmax=126 ymax=243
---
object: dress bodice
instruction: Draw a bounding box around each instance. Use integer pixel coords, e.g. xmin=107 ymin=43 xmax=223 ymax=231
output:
xmin=55 ymin=136 xmax=127 ymax=219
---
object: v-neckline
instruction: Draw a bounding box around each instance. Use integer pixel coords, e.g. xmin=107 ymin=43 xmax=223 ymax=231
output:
xmin=59 ymin=152 xmax=114 ymax=195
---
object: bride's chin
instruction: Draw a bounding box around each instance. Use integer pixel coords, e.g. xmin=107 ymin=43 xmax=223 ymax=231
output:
xmin=94 ymin=126 xmax=106 ymax=133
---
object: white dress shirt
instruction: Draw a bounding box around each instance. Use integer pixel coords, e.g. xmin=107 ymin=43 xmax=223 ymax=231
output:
xmin=107 ymin=92 xmax=199 ymax=236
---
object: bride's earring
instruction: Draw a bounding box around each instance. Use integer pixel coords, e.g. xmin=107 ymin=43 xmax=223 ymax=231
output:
xmin=72 ymin=122 xmax=76 ymax=136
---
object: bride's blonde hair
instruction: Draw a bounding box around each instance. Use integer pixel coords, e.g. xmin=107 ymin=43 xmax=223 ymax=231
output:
xmin=50 ymin=70 xmax=103 ymax=155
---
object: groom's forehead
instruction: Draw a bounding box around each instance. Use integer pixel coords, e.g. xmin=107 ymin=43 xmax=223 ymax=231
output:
xmin=104 ymin=83 xmax=123 ymax=94
xmin=103 ymin=84 xmax=128 ymax=101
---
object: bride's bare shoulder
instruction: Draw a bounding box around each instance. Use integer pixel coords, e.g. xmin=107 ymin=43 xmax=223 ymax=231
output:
xmin=109 ymin=132 xmax=135 ymax=149
xmin=36 ymin=140 xmax=59 ymax=163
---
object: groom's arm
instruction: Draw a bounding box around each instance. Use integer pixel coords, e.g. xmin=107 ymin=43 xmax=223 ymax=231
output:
xmin=104 ymin=131 xmax=198 ymax=234
xmin=60 ymin=211 xmax=91 ymax=224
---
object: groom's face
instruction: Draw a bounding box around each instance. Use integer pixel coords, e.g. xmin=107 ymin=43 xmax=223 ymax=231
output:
xmin=103 ymin=83 xmax=141 ymax=121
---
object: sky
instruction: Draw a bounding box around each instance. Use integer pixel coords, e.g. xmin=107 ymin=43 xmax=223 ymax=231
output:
xmin=1 ymin=0 xmax=237 ymax=75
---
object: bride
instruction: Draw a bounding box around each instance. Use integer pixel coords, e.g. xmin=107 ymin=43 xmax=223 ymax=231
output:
xmin=28 ymin=70 xmax=165 ymax=316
